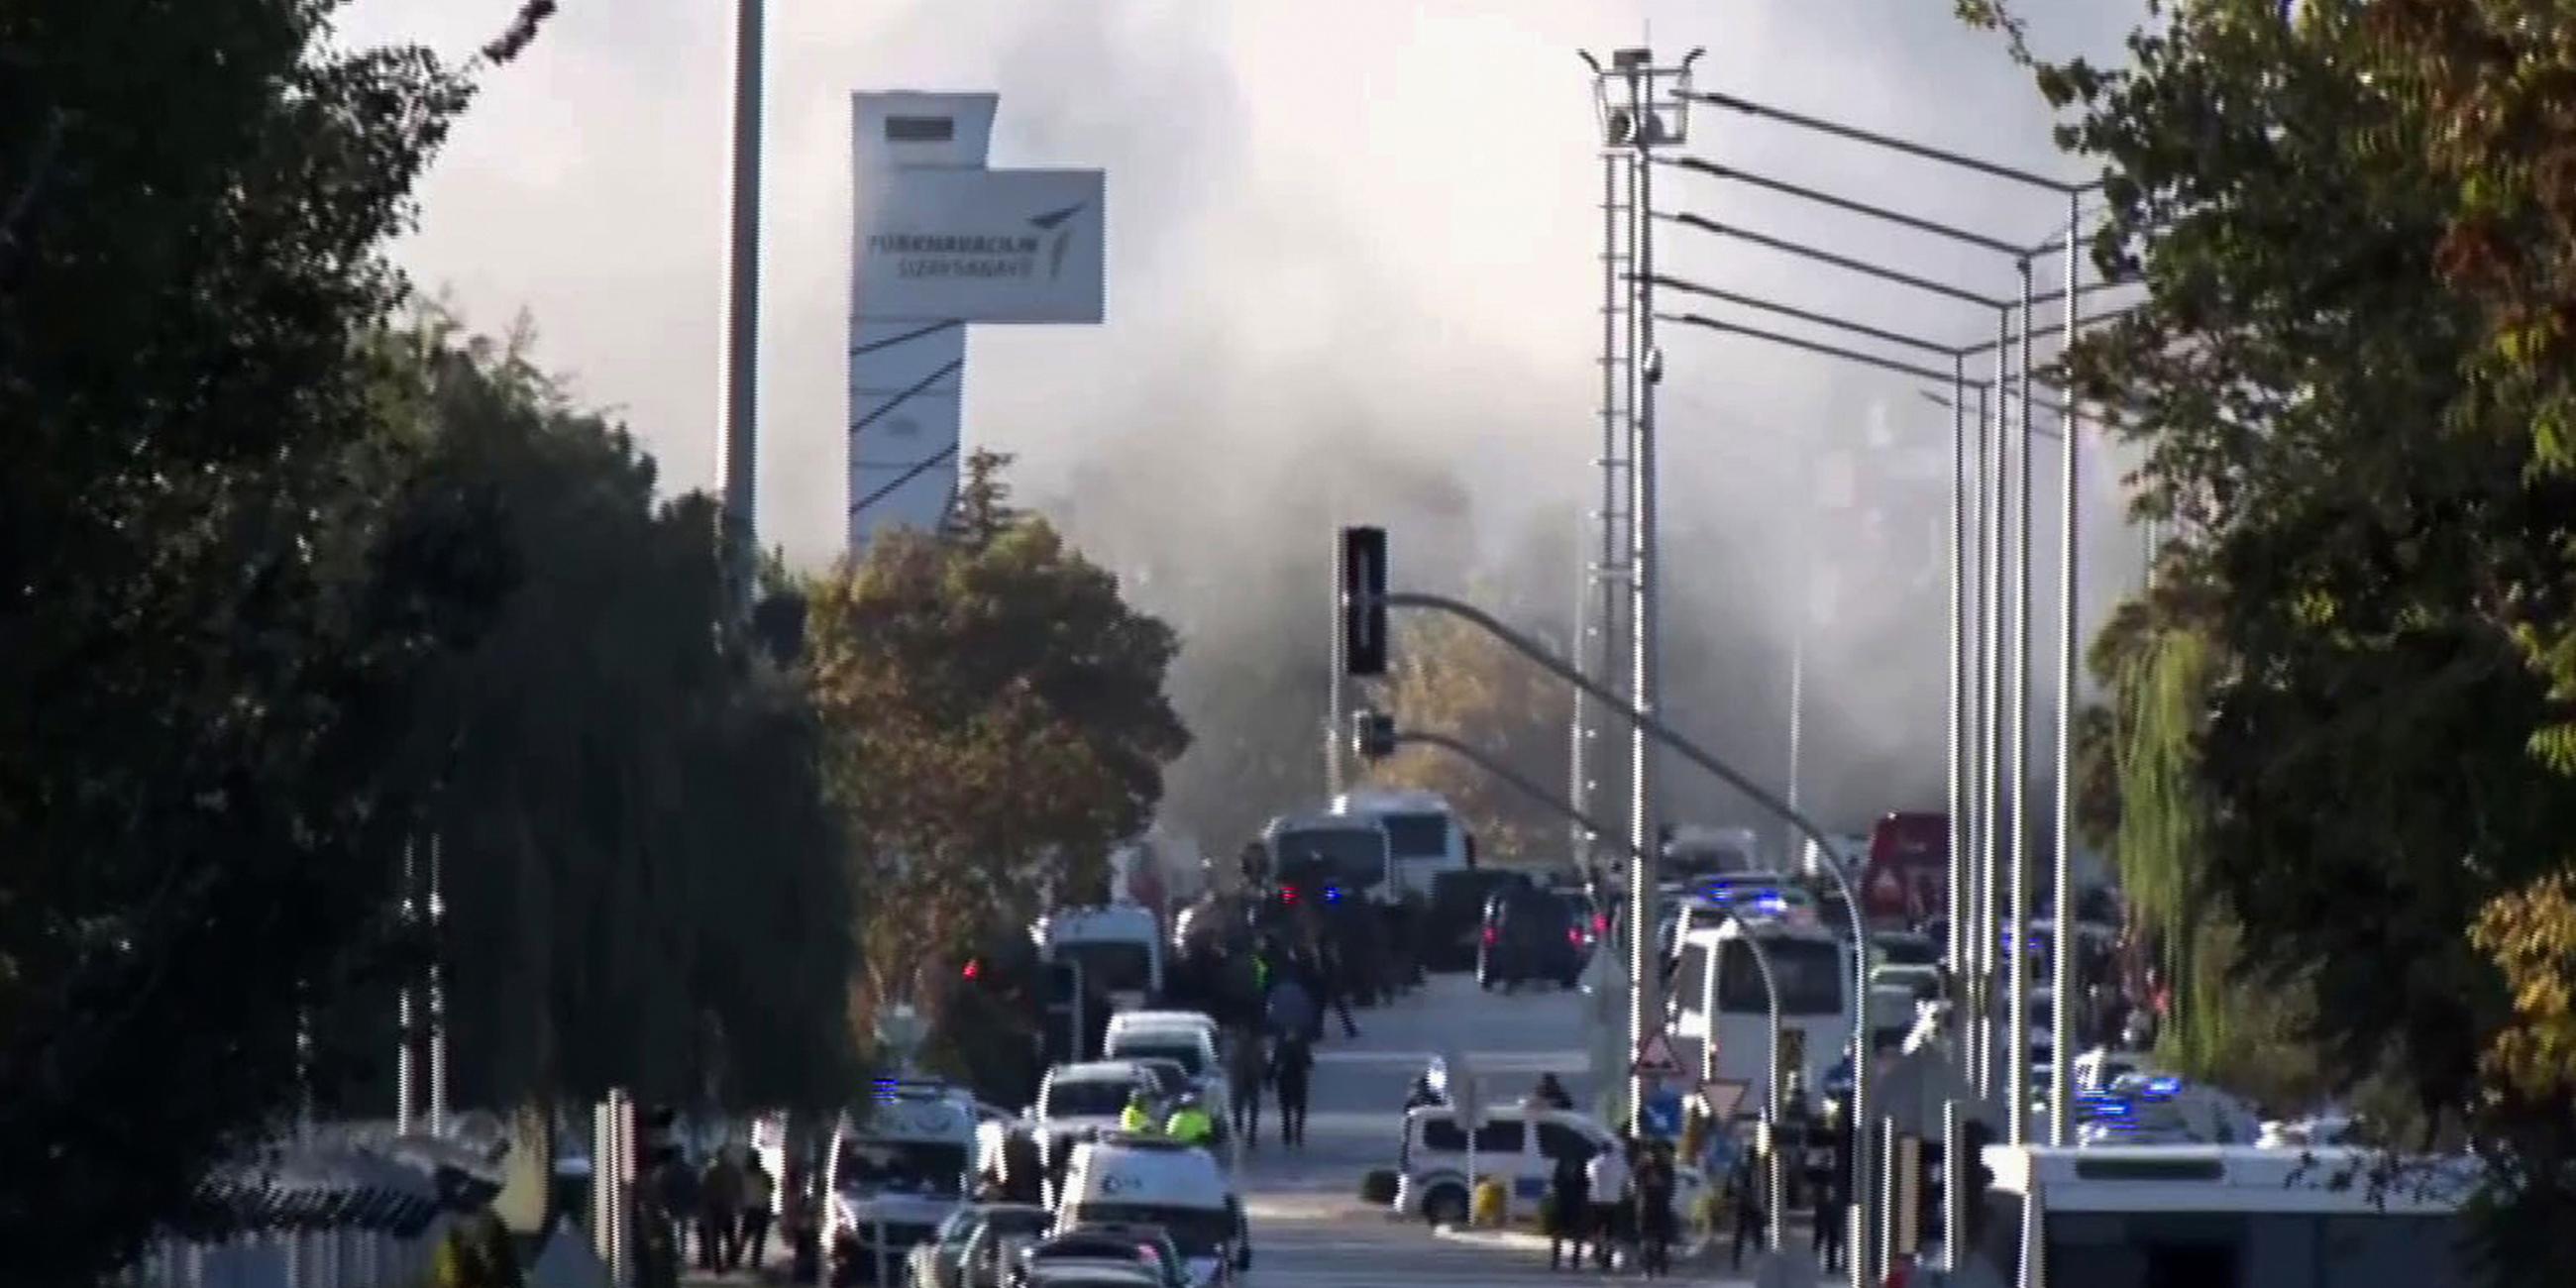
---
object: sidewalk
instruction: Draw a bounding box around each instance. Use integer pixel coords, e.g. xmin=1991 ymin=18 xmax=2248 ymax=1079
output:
xmin=1431 ymin=1217 xmax=1841 ymax=1285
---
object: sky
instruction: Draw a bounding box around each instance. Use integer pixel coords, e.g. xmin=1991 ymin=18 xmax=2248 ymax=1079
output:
xmin=337 ymin=0 xmax=2154 ymax=848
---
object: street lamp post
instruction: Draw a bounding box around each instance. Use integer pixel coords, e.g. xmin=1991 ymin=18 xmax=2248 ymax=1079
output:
xmin=1584 ymin=44 xmax=1702 ymax=1136
xmin=719 ymin=0 xmax=764 ymax=611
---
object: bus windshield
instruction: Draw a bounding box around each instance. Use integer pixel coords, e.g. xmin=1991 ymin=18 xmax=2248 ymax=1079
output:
xmin=1377 ymin=811 xmax=1450 ymax=860
xmin=1718 ymin=937 xmax=1845 ymax=1016
xmin=1058 ymin=940 xmax=1153 ymax=993
xmin=1272 ymin=827 xmax=1386 ymax=890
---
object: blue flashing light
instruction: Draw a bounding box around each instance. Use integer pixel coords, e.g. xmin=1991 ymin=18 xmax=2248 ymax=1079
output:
xmin=1323 ymin=884 xmax=1342 ymax=903
xmin=2143 ymin=1076 xmax=2182 ymax=1099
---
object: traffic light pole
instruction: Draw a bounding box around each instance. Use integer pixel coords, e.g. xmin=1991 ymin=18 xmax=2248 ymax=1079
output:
xmin=1356 ymin=584 xmax=1875 ymax=1251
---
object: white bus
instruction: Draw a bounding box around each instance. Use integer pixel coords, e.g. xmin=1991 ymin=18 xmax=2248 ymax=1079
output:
xmin=1261 ymin=809 xmax=1393 ymax=904
xmin=1667 ymin=919 xmax=1850 ymax=1118
xmin=1330 ymin=789 xmax=1470 ymax=900
xmin=1967 ymin=1144 xmax=2477 ymax=1288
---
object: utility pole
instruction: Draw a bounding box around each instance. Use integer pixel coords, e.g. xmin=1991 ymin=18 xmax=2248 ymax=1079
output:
xmin=719 ymin=0 xmax=765 ymax=612
xmin=1584 ymin=44 xmax=1701 ymax=1134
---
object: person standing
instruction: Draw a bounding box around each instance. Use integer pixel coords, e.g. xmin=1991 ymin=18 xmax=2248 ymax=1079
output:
xmin=697 ymin=1148 xmax=742 ymax=1274
xmin=1270 ymin=1032 xmax=1315 ymax=1148
xmin=1635 ymin=1142 xmax=1677 ymax=1278
xmin=1226 ymin=1023 xmax=1268 ymax=1147
xmin=737 ymin=1152 xmax=776 ymax=1273
xmin=1728 ymin=1148 xmax=1767 ymax=1271
xmin=1583 ymin=1133 xmax=1630 ymax=1271
xmin=1546 ymin=1146 xmax=1591 ymax=1271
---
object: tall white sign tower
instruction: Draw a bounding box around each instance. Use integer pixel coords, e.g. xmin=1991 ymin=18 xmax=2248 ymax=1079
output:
xmin=848 ymin=92 xmax=1107 ymax=549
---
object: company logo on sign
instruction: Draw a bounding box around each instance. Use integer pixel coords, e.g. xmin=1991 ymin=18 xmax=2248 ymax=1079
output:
xmin=1098 ymin=1172 xmax=1146 ymax=1197
xmin=865 ymin=202 xmax=1087 ymax=283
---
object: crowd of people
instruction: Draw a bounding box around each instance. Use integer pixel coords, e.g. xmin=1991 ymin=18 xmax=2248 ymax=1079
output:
xmin=651 ymin=1144 xmax=779 ymax=1276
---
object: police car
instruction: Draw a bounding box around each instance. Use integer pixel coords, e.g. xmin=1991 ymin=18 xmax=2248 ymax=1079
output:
xmin=1055 ymin=1132 xmax=1249 ymax=1288
xmin=824 ymin=1079 xmax=979 ymax=1284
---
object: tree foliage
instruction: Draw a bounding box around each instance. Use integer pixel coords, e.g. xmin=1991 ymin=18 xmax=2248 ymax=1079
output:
xmin=361 ymin=316 xmax=857 ymax=1117
xmin=0 ymin=4 xmax=553 ymax=1281
xmin=1366 ymin=612 xmax=1574 ymax=863
xmin=805 ymin=455 xmax=1189 ymax=1035
xmin=1964 ymin=0 xmax=2576 ymax=1273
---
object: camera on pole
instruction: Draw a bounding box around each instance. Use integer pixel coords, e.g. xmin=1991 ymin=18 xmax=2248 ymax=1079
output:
xmin=1351 ymin=709 xmax=1396 ymax=762
xmin=1340 ymin=525 xmax=1387 ymax=677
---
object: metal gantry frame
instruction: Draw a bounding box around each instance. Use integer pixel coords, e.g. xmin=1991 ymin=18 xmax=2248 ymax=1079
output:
xmin=1653 ymin=92 xmax=2118 ymax=1279
xmin=1582 ymin=43 xmax=1703 ymax=1141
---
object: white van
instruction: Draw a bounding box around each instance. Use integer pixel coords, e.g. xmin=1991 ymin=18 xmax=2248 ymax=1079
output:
xmin=1668 ymin=919 xmax=1850 ymax=1118
xmin=1390 ymin=1105 xmax=1704 ymax=1229
xmin=1056 ymin=1132 xmax=1250 ymax=1288
xmin=821 ymin=1080 xmax=979 ymax=1284
xmin=1034 ymin=906 xmax=1164 ymax=1012
xmin=1330 ymin=788 xmax=1470 ymax=900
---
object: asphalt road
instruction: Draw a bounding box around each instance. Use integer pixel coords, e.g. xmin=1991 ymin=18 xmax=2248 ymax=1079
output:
xmin=1234 ymin=970 xmax=1836 ymax=1287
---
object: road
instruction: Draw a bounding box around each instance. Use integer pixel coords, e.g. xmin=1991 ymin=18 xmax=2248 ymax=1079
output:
xmin=1235 ymin=970 xmax=1836 ymax=1287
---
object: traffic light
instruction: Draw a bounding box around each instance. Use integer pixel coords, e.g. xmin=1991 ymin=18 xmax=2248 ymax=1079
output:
xmin=1340 ymin=525 xmax=1387 ymax=676
xmin=1351 ymin=709 xmax=1396 ymax=761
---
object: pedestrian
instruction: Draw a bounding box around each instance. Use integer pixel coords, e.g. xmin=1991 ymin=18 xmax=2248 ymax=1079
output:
xmin=1728 ymin=1149 xmax=1766 ymax=1271
xmin=696 ymin=1148 xmax=741 ymax=1273
xmin=1546 ymin=1145 xmax=1591 ymax=1271
xmin=653 ymin=1148 xmax=698 ymax=1279
xmin=1265 ymin=969 xmax=1316 ymax=1045
xmin=1584 ymin=1132 xmax=1630 ymax=1271
xmin=1226 ymin=1023 xmax=1268 ymax=1147
xmin=737 ymin=1151 xmax=776 ymax=1272
xmin=1270 ymin=1033 xmax=1315 ymax=1148
xmin=1120 ymin=1087 xmax=1159 ymax=1134
xmin=1529 ymin=1073 xmax=1574 ymax=1113
xmin=1317 ymin=943 xmax=1360 ymax=1038
xmin=1813 ymin=1164 xmax=1849 ymax=1273
xmin=1635 ymin=1142 xmax=1676 ymax=1278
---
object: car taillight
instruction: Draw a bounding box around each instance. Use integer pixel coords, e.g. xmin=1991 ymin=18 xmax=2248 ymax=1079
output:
xmin=1481 ymin=926 xmax=1497 ymax=945
xmin=1593 ymin=913 xmax=1610 ymax=934
xmin=1566 ymin=927 xmax=1582 ymax=946
xmin=1136 ymin=1244 xmax=1160 ymax=1263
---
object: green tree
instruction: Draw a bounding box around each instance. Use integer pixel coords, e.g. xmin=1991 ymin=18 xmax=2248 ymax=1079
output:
xmin=0 ymin=4 xmax=549 ymax=1281
xmin=805 ymin=475 xmax=1188 ymax=1038
xmin=1368 ymin=612 xmax=1575 ymax=863
xmin=362 ymin=316 xmax=857 ymax=1117
xmin=1965 ymin=0 xmax=2576 ymax=1272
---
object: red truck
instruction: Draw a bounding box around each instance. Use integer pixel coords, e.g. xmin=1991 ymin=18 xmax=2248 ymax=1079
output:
xmin=1864 ymin=810 xmax=1949 ymax=930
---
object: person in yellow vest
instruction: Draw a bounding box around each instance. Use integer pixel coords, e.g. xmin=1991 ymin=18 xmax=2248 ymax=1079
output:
xmin=1120 ymin=1087 xmax=1159 ymax=1134
xmin=1164 ymin=1094 xmax=1216 ymax=1146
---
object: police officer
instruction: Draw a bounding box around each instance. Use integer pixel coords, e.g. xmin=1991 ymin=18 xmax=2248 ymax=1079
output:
xmin=1120 ymin=1088 xmax=1159 ymax=1134
xmin=1164 ymin=1094 xmax=1216 ymax=1146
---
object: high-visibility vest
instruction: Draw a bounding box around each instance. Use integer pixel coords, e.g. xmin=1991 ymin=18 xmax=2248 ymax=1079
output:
xmin=1120 ymin=1104 xmax=1157 ymax=1133
xmin=1165 ymin=1107 xmax=1215 ymax=1144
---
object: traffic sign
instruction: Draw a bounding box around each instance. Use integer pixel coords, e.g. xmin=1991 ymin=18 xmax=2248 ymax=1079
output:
xmin=1697 ymin=1078 xmax=1750 ymax=1122
xmin=1630 ymin=1031 xmax=1685 ymax=1079
xmin=1640 ymin=1087 xmax=1684 ymax=1140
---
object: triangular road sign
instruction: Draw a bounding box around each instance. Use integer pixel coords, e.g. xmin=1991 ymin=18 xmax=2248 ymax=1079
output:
xmin=1630 ymin=1031 xmax=1686 ymax=1078
xmin=1697 ymin=1078 xmax=1750 ymax=1122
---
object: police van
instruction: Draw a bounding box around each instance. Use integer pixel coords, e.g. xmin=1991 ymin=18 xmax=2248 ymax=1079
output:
xmin=823 ymin=1079 xmax=979 ymax=1284
xmin=1034 ymin=906 xmax=1165 ymax=1013
xmin=1055 ymin=1132 xmax=1251 ymax=1288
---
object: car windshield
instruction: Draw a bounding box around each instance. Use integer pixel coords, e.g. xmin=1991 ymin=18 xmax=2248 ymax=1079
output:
xmin=1128 ymin=1060 xmax=1188 ymax=1098
xmin=984 ymin=1207 xmax=1053 ymax=1236
xmin=834 ymin=1139 xmax=968 ymax=1195
xmin=1116 ymin=1041 xmax=1204 ymax=1078
xmin=1043 ymin=1078 xmax=1139 ymax=1120
xmin=1068 ymin=1203 xmax=1234 ymax=1257
xmin=1059 ymin=940 xmax=1153 ymax=993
